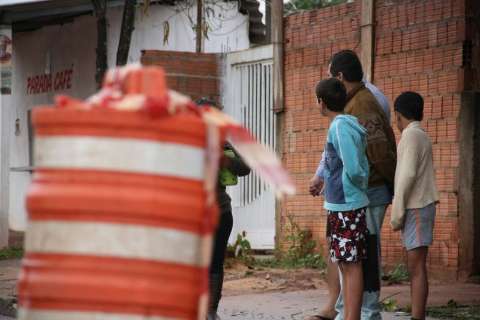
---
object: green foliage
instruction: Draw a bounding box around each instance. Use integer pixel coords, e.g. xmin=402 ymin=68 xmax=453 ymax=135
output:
xmin=382 ymin=263 xmax=409 ymax=284
xmin=0 ymin=247 xmax=23 ymax=260
xmin=256 ymin=215 xmax=326 ymax=269
xmin=426 ymin=300 xmax=480 ymax=320
xmin=227 ymin=216 xmax=326 ymax=270
xmin=284 ymin=0 xmax=348 ymax=15
xmin=396 ymin=299 xmax=480 ymax=319
xmin=227 ymin=231 xmax=254 ymax=266
xmin=280 ymin=215 xmax=325 ymax=269
xmin=380 ymin=298 xmax=398 ymax=312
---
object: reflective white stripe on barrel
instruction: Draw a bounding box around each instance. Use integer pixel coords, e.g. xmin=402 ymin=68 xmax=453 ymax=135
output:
xmin=35 ymin=136 xmax=205 ymax=180
xmin=26 ymin=221 xmax=212 ymax=267
xmin=18 ymin=309 xmax=177 ymax=320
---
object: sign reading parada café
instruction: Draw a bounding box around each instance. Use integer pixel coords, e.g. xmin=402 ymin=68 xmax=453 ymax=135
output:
xmin=27 ymin=68 xmax=73 ymax=95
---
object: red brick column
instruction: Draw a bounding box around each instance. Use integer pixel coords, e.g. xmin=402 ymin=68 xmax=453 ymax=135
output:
xmin=141 ymin=50 xmax=220 ymax=104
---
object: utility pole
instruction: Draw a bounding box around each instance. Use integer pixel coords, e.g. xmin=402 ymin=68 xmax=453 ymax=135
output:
xmin=272 ymin=0 xmax=283 ymax=113
xmin=196 ymin=0 xmax=203 ymax=53
xmin=360 ymin=0 xmax=375 ymax=82
xmin=271 ymin=0 xmax=284 ymax=253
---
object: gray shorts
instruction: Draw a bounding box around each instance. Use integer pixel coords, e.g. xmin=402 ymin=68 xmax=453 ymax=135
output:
xmin=402 ymin=202 xmax=436 ymax=251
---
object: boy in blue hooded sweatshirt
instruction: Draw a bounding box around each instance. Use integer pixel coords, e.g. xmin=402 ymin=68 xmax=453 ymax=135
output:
xmin=316 ymin=78 xmax=370 ymax=320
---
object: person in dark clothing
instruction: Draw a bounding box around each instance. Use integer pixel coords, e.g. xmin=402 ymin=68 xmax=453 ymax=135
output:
xmin=196 ymin=98 xmax=251 ymax=320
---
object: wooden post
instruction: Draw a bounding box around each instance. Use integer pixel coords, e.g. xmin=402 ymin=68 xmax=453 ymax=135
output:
xmin=196 ymin=0 xmax=203 ymax=53
xmin=272 ymin=0 xmax=283 ymax=113
xmin=360 ymin=0 xmax=374 ymax=82
xmin=271 ymin=0 xmax=284 ymax=252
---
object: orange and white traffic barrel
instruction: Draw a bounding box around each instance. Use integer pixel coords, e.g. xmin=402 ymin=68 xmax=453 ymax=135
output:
xmin=18 ymin=67 xmax=219 ymax=320
xmin=18 ymin=64 xmax=294 ymax=320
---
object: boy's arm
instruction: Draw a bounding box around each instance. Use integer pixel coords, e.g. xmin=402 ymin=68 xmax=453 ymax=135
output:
xmin=315 ymin=151 xmax=326 ymax=179
xmin=310 ymin=151 xmax=325 ymax=197
xmin=334 ymin=122 xmax=369 ymax=188
xmin=391 ymin=133 xmax=419 ymax=231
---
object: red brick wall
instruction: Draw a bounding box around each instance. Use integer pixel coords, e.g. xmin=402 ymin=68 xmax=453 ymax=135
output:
xmin=374 ymin=0 xmax=467 ymax=277
xmin=282 ymin=1 xmax=361 ymax=254
xmin=282 ymin=0 xmax=470 ymax=278
xmin=141 ymin=50 xmax=220 ymax=104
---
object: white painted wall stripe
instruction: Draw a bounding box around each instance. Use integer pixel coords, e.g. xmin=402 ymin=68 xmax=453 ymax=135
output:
xmin=18 ymin=309 xmax=178 ymax=320
xmin=26 ymin=221 xmax=212 ymax=267
xmin=35 ymin=136 xmax=206 ymax=180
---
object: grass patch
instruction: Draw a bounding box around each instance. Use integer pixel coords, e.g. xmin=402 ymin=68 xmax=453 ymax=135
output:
xmin=227 ymin=216 xmax=327 ymax=270
xmin=382 ymin=264 xmax=409 ymax=284
xmin=396 ymin=300 xmax=480 ymax=320
xmin=254 ymin=253 xmax=326 ymax=269
xmin=426 ymin=300 xmax=480 ymax=320
xmin=0 ymin=247 xmax=23 ymax=260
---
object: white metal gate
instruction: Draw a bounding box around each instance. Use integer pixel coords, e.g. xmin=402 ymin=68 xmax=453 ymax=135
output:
xmin=222 ymin=45 xmax=276 ymax=249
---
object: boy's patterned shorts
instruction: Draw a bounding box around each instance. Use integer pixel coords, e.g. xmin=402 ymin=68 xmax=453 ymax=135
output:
xmin=326 ymin=207 xmax=368 ymax=263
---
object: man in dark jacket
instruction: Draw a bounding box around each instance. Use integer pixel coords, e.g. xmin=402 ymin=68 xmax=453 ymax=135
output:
xmin=196 ymin=98 xmax=250 ymax=320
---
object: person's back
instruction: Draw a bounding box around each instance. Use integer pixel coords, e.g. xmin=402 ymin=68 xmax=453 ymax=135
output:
xmin=326 ymin=49 xmax=395 ymax=320
xmin=391 ymin=92 xmax=439 ymax=320
xmin=323 ymin=115 xmax=369 ymax=212
xmin=364 ymin=81 xmax=390 ymax=122
xmin=345 ymin=84 xmax=396 ymax=190
xmin=391 ymin=123 xmax=438 ymax=228
xmin=316 ymin=78 xmax=369 ymax=320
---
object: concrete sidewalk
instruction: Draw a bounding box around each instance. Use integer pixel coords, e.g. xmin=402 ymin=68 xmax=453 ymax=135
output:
xmin=219 ymin=289 xmax=436 ymax=320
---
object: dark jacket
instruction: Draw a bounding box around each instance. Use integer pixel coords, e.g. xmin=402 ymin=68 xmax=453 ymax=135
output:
xmin=217 ymin=144 xmax=250 ymax=212
xmin=344 ymin=84 xmax=397 ymax=190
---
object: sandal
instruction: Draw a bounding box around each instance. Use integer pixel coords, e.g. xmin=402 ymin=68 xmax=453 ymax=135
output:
xmin=305 ymin=316 xmax=334 ymax=320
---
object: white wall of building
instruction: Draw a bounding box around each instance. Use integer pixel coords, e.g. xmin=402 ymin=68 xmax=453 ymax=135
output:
xmin=9 ymin=14 xmax=97 ymax=231
xmin=6 ymin=3 xmax=249 ymax=233
xmin=106 ymin=2 xmax=249 ymax=66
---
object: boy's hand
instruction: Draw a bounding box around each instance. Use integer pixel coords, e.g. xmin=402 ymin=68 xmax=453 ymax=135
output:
xmin=309 ymin=175 xmax=324 ymax=197
xmin=390 ymin=220 xmax=403 ymax=232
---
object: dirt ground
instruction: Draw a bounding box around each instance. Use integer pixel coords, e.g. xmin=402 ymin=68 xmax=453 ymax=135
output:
xmin=223 ymin=261 xmax=325 ymax=296
xmin=1 ymin=258 xmax=479 ymax=319
xmin=222 ymin=259 xmax=480 ymax=309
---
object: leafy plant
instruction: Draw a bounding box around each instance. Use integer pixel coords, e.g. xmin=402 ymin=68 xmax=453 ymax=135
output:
xmin=382 ymin=263 xmax=409 ymax=284
xmin=277 ymin=215 xmax=326 ymax=269
xmin=0 ymin=247 xmax=23 ymax=260
xmin=284 ymin=0 xmax=348 ymax=15
xmin=380 ymin=298 xmax=398 ymax=312
xmin=228 ymin=231 xmax=254 ymax=266
xmin=227 ymin=216 xmax=326 ymax=270
xmin=426 ymin=300 xmax=480 ymax=320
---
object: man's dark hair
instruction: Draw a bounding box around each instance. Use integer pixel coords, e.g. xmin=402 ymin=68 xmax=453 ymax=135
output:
xmin=196 ymin=97 xmax=218 ymax=108
xmin=329 ymin=50 xmax=364 ymax=82
xmin=394 ymin=91 xmax=424 ymax=121
xmin=315 ymin=78 xmax=347 ymax=112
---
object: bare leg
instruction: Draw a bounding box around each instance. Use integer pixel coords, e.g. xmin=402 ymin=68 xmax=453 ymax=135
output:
xmin=323 ymin=257 xmax=340 ymax=316
xmin=339 ymin=261 xmax=363 ymax=320
xmin=307 ymin=253 xmax=340 ymax=320
xmin=407 ymin=247 xmax=429 ymax=320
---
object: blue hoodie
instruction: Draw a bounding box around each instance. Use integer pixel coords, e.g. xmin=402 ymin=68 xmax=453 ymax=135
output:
xmin=323 ymin=115 xmax=369 ymax=212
